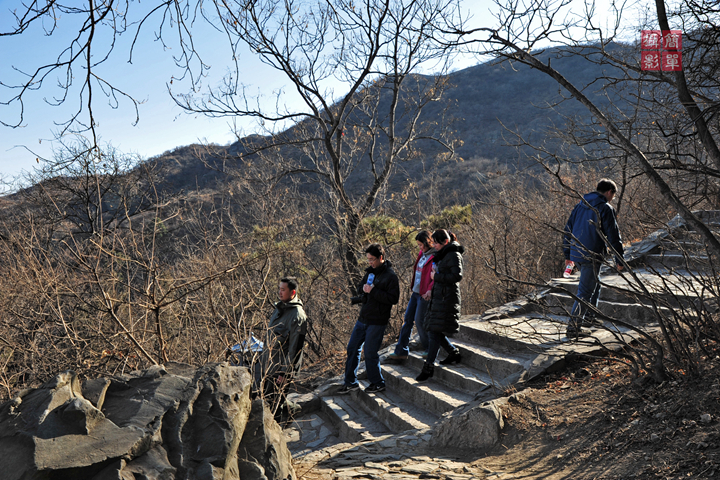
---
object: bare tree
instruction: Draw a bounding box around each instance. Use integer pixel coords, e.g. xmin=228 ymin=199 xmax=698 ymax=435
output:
xmin=174 ymin=0 xmax=465 ymax=282
xmin=0 ymin=0 xmax=209 ymax=159
xmin=441 ymin=0 xmax=720 ymax=379
xmin=2 ymin=0 xmax=466 ymax=284
xmin=453 ymin=0 xmax=720 ymax=256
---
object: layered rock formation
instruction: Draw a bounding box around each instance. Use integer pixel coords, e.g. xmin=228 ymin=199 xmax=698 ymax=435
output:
xmin=0 ymin=362 xmax=294 ymax=480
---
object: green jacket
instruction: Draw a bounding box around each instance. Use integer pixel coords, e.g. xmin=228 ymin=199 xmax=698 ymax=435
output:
xmin=263 ymin=297 xmax=308 ymax=376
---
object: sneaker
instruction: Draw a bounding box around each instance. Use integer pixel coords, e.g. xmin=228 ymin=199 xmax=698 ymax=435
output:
xmin=338 ymin=384 xmax=360 ymax=394
xmin=365 ymin=383 xmax=386 ymax=393
xmin=386 ymin=353 xmax=408 ymax=363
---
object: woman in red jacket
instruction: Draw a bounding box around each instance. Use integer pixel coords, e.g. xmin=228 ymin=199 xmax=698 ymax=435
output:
xmin=386 ymin=231 xmax=435 ymax=362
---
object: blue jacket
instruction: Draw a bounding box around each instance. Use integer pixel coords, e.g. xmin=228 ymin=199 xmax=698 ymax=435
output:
xmin=563 ymin=192 xmax=624 ymax=264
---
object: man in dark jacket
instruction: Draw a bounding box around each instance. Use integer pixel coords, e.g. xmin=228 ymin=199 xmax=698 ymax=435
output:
xmin=339 ymin=244 xmax=400 ymax=394
xmin=256 ymin=277 xmax=308 ymax=410
xmin=563 ymin=179 xmax=624 ymax=337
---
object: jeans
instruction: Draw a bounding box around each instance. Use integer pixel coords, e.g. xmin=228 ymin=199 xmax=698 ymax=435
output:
xmin=344 ymin=321 xmax=387 ymax=387
xmin=570 ymin=260 xmax=601 ymax=328
xmin=425 ymin=331 xmax=456 ymax=365
xmin=393 ymin=293 xmax=429 ymax=355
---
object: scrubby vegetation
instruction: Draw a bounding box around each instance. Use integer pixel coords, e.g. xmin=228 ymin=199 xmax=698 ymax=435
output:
xmin=0 ymin=137 xmax=676 ymax=401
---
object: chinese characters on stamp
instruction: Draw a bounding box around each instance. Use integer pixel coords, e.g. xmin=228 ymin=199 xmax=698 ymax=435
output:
xmin=641 ymin=30 xmax=682 ymax=71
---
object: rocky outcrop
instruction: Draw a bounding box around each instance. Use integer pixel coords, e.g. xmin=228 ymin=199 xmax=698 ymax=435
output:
xmin=0 ymin=362 xmax=295 ymax=480
xmin=430 ymin=397 xmax=508 ymax=451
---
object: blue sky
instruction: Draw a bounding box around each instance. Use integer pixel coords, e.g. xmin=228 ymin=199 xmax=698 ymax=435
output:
xmin=0 ymin=1 xmax=283 ymax=180
xmin=2 ymin=0 xmax=618 ymax=181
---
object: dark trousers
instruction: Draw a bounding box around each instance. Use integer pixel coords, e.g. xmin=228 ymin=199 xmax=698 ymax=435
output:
xmin=344 ymin=321 xmax=387 ymax=386
xmin=394 ymin=292 xmax=429 ymax=355
xmin=570 ymin=260 xmax=601 ymax=327
xmin=425 ymin=331 xmax=456 ymax=365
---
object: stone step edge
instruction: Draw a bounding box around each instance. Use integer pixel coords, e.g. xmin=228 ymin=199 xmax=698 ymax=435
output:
xmin=385 ymin=347 xmax=522 ymax=390
xmin=380 ymin=362 xmax=476 ymax=414
xmin=516 ymin=324 xmax=662 ymax=384
xmin=352 ymin=378 xmax=440 ymax=432
xmin=456 ymin=316 xmax=565 ymax=352
xmin=542 ymin=293 xmax=701 ymax=323
xmin=294 ymin=429 xmax=435 ymax=465
xmin=320 ymin=393 xmax=391 ymax=443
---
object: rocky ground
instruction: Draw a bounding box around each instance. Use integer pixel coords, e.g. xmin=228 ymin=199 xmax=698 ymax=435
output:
xmin=292 ymin=350 xmax=720 ymax=479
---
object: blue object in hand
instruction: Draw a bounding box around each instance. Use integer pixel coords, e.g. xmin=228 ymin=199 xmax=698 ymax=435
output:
xmin=367 ymin=273 xmax=375 ymax=285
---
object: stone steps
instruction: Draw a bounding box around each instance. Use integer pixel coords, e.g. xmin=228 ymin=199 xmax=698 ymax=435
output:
xmin=352 ymin=379 xmax=440 ymax=432
xmin=643 ymin=253 xmax=711 ymax=271
xmin=451 ymin=340 xmax=528 ymax=380
xmin=320 ymin=393 xmax=392 ymax=442
xmin=553 ymin=271 xmax=707 ymax=307
xmin=381 ymin=362 xmax=475 ymax=413
xmin=285 ymin=212 xmax=719 ymax=455
xmin=285 ymin=410 xmax=343 ymax=455
xmin=386 ymin=351 xmax=492 ymax=392
xmin=315 ymin=328 xmax=526 ymax=441
xmin=457 ymin=315 xmax=566 ymax=350
xmin=319 ymin=378 xmax=444 ymax=442
xmin=543 ymin=292 xmax=672 ymax=325
xmin=658 ymin=238 xmax=708 ymax=253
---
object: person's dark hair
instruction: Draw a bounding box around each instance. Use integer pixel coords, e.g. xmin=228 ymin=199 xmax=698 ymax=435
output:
xmin=431 ymin=229 xmax=448 ymax=244
xmin=415 ymin=230 xmax=433 ymax=249
xmin=431 ymin=229 xmax=456 ymax=244
xmin=365 ymin=243 xmax=385 ymax=259
xmin=597 ymin=179 xmax=618 ymax=194
xmin=280 ymin=277 xmax=298 ymax=292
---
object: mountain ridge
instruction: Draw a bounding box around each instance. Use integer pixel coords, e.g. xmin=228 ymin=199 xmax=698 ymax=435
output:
xmin=144 ymin=44 xmax=623 ymax=198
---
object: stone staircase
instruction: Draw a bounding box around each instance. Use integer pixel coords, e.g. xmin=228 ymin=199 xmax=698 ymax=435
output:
xmin=284 ymin=211 xmax=720 ymax=457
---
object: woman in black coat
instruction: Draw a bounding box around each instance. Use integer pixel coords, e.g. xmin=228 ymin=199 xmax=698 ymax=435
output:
xmin=416 ymin=229 xmax=465 ymax=382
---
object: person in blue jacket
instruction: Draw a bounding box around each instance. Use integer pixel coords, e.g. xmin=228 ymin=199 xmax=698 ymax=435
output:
xmin=563 ymin=179 xmax=624 ymax=337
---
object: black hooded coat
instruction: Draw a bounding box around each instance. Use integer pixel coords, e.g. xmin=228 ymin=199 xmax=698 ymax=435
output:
xmin=424 ymin=241 xmax=464 ymax=335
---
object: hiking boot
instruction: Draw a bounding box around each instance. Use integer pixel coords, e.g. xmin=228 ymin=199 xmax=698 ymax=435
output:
xmin=581 ymin=317 xmax=603 ymax=328
xmin=365 ymin=383 xmax=386 ymax=393
xmin=415 ymin=363 xmax=434 ymax=382
xmin=439 ymin=348 xmax=462 ymax=365
xmin=386 ymin=353 xmax=408 ymax=363
xmin=338 ymin=383 xmax=360 ymax=394
xmin=566 ymin=326 xmax=589 ymax=339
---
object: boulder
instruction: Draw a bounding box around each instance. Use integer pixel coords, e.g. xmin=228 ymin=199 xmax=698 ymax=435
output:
xmin=430 ymin=397 xmax=509 ymax=451
xmin=237 ymin=399 xmax=294 ymax=480
xmin=0 ymin=363 xmax=296 ymax=480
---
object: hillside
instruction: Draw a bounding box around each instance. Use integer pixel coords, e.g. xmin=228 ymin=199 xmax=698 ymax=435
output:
xmin=146 ymin=45 xmax=623 ymax=199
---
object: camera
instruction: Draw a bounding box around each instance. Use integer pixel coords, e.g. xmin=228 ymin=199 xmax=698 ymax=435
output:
xmin=350 ymin=294 xmax=367 ymax=305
